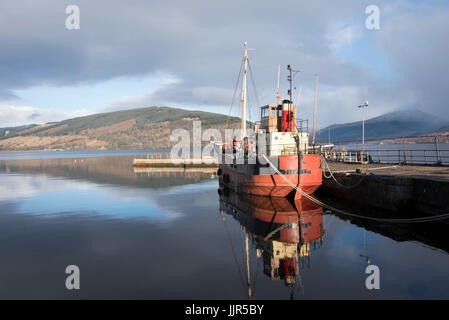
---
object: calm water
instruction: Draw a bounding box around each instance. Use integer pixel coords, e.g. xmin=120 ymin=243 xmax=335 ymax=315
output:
xmin=0 ymin=149 xmax=168 ymax=160
xmin=0 ymin=154 xmax=448 ymax=299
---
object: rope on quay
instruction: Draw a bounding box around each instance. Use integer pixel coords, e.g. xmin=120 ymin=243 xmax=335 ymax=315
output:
xmin=327 ymin=164 xmax=400 ymax=174
xmin=262 ymin=154 xmax=449 ymax=224
xmin=322 ymin=156 xmax=400 ymax=189
xmin=322 ymin=156 xmax=367 ymax=189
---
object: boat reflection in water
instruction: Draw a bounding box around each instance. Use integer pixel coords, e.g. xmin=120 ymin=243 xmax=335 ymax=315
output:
xmin=218 ymin=186 xmax=324 ymax=299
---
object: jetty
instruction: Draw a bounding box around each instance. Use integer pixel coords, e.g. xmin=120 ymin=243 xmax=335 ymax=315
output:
xmin=320 ymin=161 xmax=449 ymax=217
xmin=133 ymin=167 xmax=217 ymax=174
xmin=133 ymin=154 xmax=218 ymax=168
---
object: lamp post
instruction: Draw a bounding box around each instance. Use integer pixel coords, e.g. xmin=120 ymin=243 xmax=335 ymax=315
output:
xmin=357 ymin=101 xmax=368 ymax=147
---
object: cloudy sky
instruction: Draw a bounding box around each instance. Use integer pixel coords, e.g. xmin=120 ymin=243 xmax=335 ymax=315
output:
xmin=0 ymin=0 xmax=448 ymax=128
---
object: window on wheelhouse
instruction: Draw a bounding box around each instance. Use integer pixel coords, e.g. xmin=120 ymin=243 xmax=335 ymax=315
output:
xmin=261 ymin=106 xmax=269 ymax=118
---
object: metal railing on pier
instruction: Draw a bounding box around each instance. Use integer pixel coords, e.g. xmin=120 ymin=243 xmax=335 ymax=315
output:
xmin=136 ymin=152 xmax=171 ymax=159
xmin=324 ymin=148 xmax=449 ymax=166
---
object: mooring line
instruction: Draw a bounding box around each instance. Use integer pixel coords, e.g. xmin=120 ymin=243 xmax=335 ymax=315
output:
xmin=322 ymin=156 xmax=367 ymax=189
xmin=262 ymin=154 xmax=449 ymax=224
xmin=322 ymin=156 xmax=400 ymax=189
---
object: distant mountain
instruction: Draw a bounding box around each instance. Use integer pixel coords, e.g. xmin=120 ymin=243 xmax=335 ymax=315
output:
xmin=3 ymin=107 xmax=447 ymax=151
xmin=315 ymin=110 xmax=449 ymax=144
xmin=0 ymin=107 xmax=239 ymax=151
xmin=0 ymin=124 xmax=37 ymax=137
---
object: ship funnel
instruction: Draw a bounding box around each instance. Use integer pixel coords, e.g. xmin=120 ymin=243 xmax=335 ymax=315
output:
xmin=281 ymin=100 xmax=294 ymax=132
xmin=282 ymin=100 xmax=291 ymax=110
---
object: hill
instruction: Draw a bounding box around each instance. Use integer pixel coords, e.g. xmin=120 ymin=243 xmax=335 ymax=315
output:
xmin=315 ymin=109 xmax=449 ymax=144
xmin=0 ymin=124 xmax=37 ymax=138
xmin=0 ymin=107 xmax=240 ymax=151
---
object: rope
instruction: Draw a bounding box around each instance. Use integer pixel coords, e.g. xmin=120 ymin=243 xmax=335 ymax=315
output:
xmin=225 ymin=58 xmax=244 ymax=129
xmin=247 ymin=59 xmax=260 ymax=107
xmin=325 ymin=164 xmax=400 ymax=174
xmin=322 ymin=156 xmax=367 ymax=189
xmin=261 ymin=154 xmax=449 ymax=224
xmin=367 ymin=165 xmax=400 ymax=171
xmin=219 ymin=209 xmax=246 ymax=289
xmin=322 ymin=157 xmax=402 ymax=189
xmin=324 ymin=211 xmax=335 ymax=230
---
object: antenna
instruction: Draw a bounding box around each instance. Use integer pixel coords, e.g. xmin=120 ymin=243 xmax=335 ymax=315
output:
xmin=287 ymin=65 xmax=300 ymax=132
xmin=286 ymin=65 xmax=300 ymax=103
xmin=287 ymin=65 xmax=292 ymax=103
xmin=312 ymin=73 xmax=318 ymax=145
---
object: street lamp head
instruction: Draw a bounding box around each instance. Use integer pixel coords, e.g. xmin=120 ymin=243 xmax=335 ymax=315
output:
xmin=357 ymin=101 xmax=369 ymax=108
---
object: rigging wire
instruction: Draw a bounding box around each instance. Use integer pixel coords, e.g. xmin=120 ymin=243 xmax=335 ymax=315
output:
xmin=297 ymin=85 xmax=303 ymax=109
xmin=238 ymin=224 xmax=245 ymax=285
xmin=247 ymin=59 xmax=261 ymax=107
xmin=225 ymin=56 xmax=260 ymax=131
xmin=250 ymin=248 xmax=261 ymax=298
xmin=225 ymin=58 xmax=244 ymax=129
xmin=247 ymin=58 xmax=261 ymax=127
xmin=219 ymin=209 xmax=246 ymax=289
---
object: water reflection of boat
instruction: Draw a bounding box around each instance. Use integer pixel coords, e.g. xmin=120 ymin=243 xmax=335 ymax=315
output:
xmin=218 ymin=186 xmax=324 ymax=298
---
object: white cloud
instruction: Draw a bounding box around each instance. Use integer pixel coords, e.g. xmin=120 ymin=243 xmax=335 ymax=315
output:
xmin=327 ymin=24 xmax=363 ymax=51
xmin=103 ymin=76 xmax=181 ymax=111
xmin=0 ymin=104 xmax=91 ymax=127
xmin=0 ymin=174 xmax=71 ymax=200
xmin=0 ymin=0 xmax=448 ymax=128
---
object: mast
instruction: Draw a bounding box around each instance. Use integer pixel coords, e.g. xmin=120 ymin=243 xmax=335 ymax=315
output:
xmin=276 ymin=64 xmax=281 ymax=105
xmin=241 ymin=42 xmax=248 ymax=138
xmin=245 ymin=230 xmax=252 ymax=300
xmin=286 ymin=65 xmax=299 ymax=132
xmin=287 ymin=65 xmax=292 ymax=132
xmin=312 ymin=73 xmax=318 ymax=145
xmin=287 ymin=65 xmax=293 ymax=102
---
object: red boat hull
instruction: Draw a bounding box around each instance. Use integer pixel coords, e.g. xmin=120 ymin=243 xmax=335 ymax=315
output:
xmin=219 ymin=154 xmax=322 ymax=199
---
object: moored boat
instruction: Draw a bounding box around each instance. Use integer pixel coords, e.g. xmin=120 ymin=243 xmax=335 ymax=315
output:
xmin=218 ymin=42 xmax=322 ymax=199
